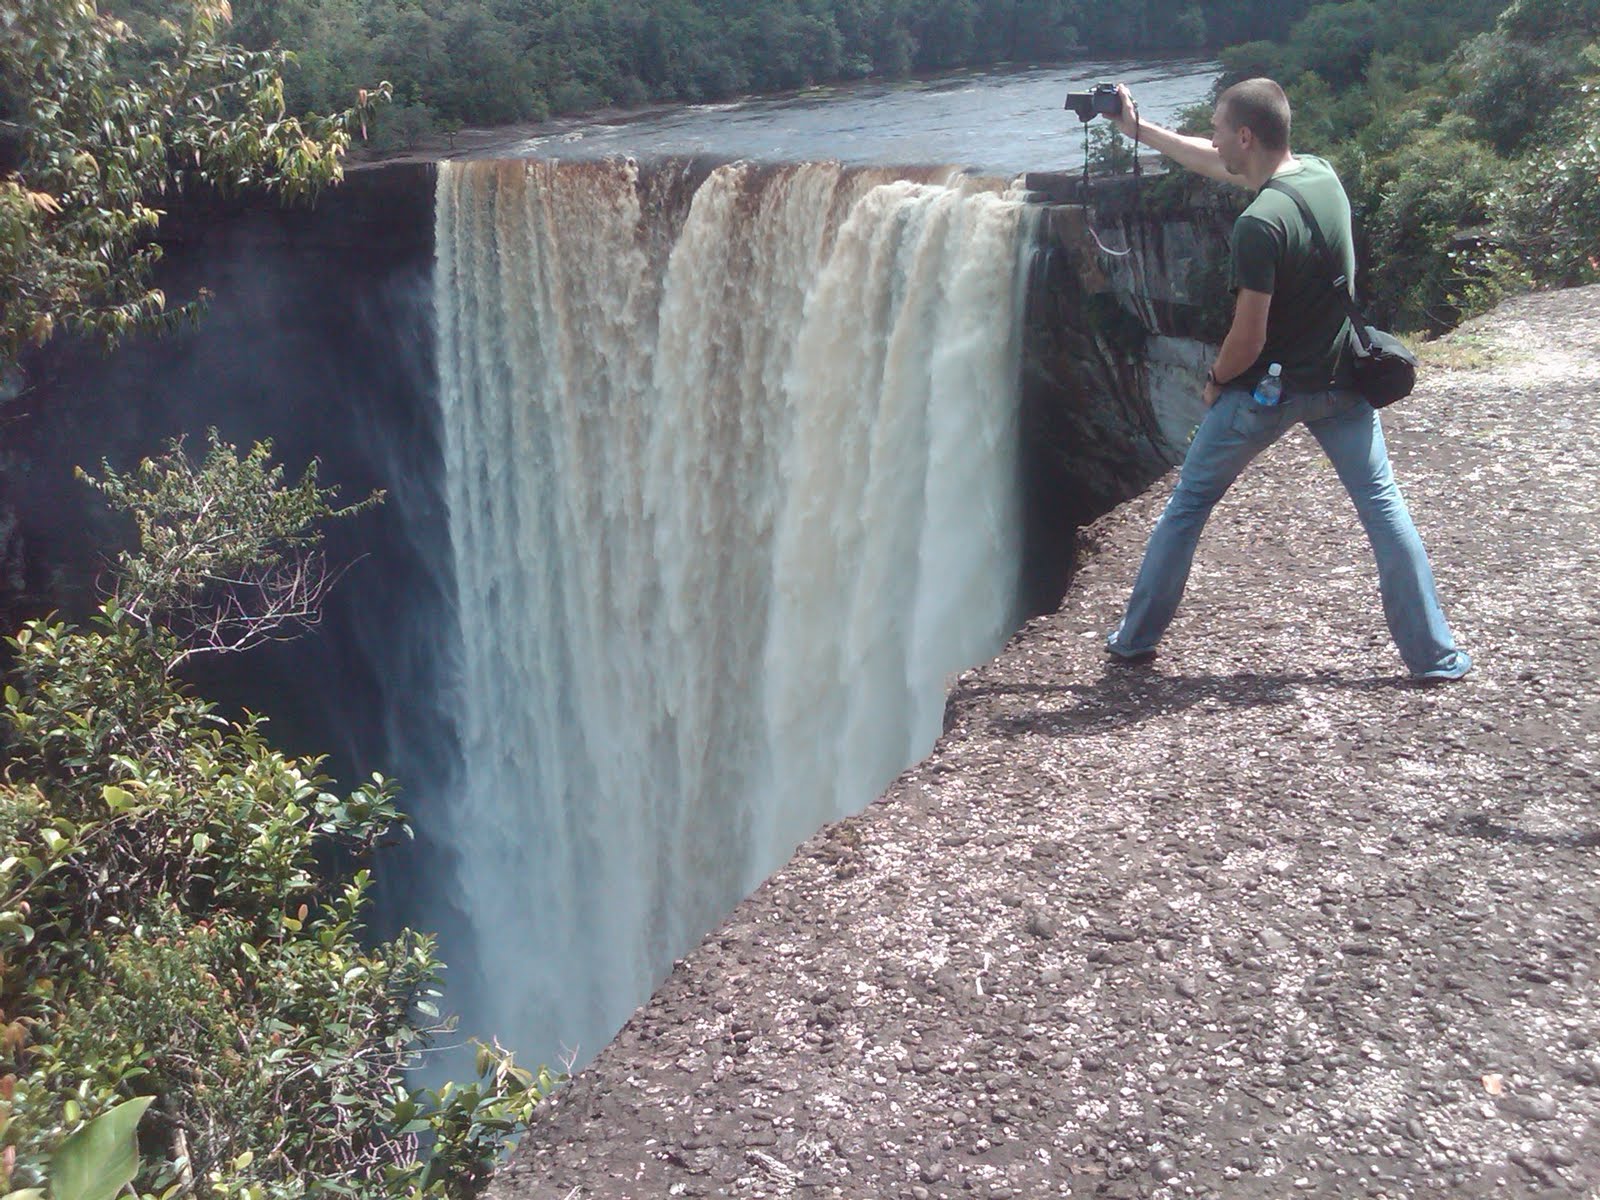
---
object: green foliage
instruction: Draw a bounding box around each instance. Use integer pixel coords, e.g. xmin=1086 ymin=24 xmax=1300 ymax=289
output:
xmin=1454 ymin=29 xmax=1585 ymax=154
xmin=1286 ymin=0 xmax=1378 ymax=89
xmin=1491 ymin=64 xmax=1600 ymax=286
xmin=1497 ymin=0 xmax=1600 ymax=39
xmin=0 ymin=0 xmax=390 ymax=366
xmin=1172 ymin=101 xmax=1212 ymax=137
xmin=1223 ymin=0 xmax=1598 ymax=331
xmin=0 ymin=439 xmax=556 ymax=1198
xmin=1354 ymin=115 xmax=1501 ymax=329
xmin=1218 ymin=0 xmax=1504 ymax=91
xmin=75 ymin=431 xmax=382 ymax=674
xmin=1215 ymin=38 xmax=1279 ymax=91
xmin=365 ymin=101 xmax=437 ymax=154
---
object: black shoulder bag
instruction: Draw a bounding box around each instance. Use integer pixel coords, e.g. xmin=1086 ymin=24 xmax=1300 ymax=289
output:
xmin=1265 ymin=179 xmax=1418 ymax=408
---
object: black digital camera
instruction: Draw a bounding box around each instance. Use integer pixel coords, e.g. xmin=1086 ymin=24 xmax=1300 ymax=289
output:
xmin=1065 ymin=83 xmax=1122 ymax=122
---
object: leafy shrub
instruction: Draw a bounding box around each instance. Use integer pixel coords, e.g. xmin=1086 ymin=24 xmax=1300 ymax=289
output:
xmin=1087 ymin=126 xmax=1136 ymax=176
xmin=0 ymin=436 xmax=554 ymax=1198
xmin=1497 ymin=0 xmax=1600 ymax=39
xmin=1286 ymin=70 xmax=1381 ymax=149
xmin=1215 ymin=39 xmax=1283 ymax=91
xmin=1286 ymin=0 xmax=1379 ymax=89
xmin=549 ymin=80 xmax=604 ymax=115
xmin=1356 ymin=115 xmax=1502 ymax=329
xmin=1493 ymin=67 xmax=1600 ymax=286
xmin=0 ymin=0 xmax=388 ymax=364
xmin=1173 ymin=5 xmax=1207 ymax=47
xmin=1454 ymin=31 xmax=1586 ymax=154
xmin=1173 ymin=102 xmax=1212 ymax=137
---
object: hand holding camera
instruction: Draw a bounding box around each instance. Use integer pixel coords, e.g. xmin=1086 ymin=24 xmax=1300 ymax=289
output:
xmin=1065 ymin=82 xmax=1139 ymax=140
xmin=1064 ymin=82 xmax=1121 ymax=122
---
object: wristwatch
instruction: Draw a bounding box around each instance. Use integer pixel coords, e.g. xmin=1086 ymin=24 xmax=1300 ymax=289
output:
xmin=1206 ymin=367 xmax=1221 ymax=387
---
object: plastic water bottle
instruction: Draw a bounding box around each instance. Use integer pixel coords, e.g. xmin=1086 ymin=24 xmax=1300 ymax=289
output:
xmin=1252 ymin=362 xmax=1284 ymax=408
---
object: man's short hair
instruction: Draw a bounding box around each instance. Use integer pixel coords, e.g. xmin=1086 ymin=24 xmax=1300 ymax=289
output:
xmin=1218 ymin=78 xmax=1291 ymax=152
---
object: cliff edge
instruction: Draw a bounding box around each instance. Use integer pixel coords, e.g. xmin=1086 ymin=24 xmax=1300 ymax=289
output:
xmin=488 ymin=284 xmax=1600 ymax=1200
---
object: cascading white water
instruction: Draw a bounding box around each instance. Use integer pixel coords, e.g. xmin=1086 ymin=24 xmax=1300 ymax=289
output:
xmin=431 ymin=156 xmax=1033 ymax=1067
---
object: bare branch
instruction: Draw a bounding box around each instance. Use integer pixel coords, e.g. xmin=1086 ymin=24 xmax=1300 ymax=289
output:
xmin=156 ymin=551 xmax=366 ymax=674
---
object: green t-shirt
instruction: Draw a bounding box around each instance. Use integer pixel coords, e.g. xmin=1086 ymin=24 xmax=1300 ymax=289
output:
xmin=1230 ymin=154 xmax=1357 ymax=393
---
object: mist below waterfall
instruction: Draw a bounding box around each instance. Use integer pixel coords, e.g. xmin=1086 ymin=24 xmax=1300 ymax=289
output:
xmin=419 ymin=156 xmax=1034 ymax=1068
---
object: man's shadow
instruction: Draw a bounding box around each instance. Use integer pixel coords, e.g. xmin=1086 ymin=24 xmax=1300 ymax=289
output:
xmin=956 ymin=664 xmax=1415 ymax=739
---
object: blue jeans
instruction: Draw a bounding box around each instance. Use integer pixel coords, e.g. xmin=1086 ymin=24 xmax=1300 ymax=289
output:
xmin=1107 ymin=387 xmax=1470 ymax=679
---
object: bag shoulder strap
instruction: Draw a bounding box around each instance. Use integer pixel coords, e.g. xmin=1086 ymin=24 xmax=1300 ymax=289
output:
xmin=1264 ymin=177 xmax=1373 ymax=353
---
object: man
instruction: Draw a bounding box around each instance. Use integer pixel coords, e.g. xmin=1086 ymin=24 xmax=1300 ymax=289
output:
xmin=1101 ymin=78 xmax=1471 ymax=681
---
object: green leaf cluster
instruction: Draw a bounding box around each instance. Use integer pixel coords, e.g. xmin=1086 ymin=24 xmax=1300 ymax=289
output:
xmin=75 ymin=430 xmax=383 ymax=674
xmin=0 ymin=439 xmax=556 ymax=1199
xmin=0 ymin=0 xmax=391 ymax=365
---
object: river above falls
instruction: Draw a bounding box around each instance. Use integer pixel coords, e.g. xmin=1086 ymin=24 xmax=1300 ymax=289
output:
xmin=457 ymin=56 xmax=1220 ymax=176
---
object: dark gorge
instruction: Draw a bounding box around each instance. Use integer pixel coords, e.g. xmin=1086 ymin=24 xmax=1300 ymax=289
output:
xmin=0 ymin=158 xmax=1234 ymax=1070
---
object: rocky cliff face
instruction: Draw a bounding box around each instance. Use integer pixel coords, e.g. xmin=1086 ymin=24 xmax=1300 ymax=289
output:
xmin=1015 ymin=169 xmax=1238 ymax=610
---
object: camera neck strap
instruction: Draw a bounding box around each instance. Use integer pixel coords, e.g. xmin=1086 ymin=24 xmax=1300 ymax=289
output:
xmin=1263 ymin=178 xmax=1373 ymax=354
xmin=1079 ymin=109 xmax=1142 ymax=201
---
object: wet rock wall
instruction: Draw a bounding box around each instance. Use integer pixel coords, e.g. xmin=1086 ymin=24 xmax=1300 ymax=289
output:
xmin=1015 ymin=168 xmax=1239 ymax=610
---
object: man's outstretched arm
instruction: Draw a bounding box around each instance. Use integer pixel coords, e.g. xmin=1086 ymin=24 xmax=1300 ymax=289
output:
xmin=1108 ymin=84 xmax=1240 ymax=187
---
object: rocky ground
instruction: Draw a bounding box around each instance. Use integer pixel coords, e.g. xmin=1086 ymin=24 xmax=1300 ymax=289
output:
xmin=487 ymin=285 xmax=1600 ymax=1200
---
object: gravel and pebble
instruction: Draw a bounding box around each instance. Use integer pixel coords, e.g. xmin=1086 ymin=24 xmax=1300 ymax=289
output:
xmin=489 ymin=286 xmax=1600 ymax=1199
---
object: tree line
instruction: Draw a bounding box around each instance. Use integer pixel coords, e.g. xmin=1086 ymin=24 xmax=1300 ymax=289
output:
xmin=193 ymin=0 xmax=1335 ymax=151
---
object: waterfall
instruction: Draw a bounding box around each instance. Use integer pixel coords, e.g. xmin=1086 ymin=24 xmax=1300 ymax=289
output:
xmin=429 ymin=156 xmax=1033 ymax=1068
